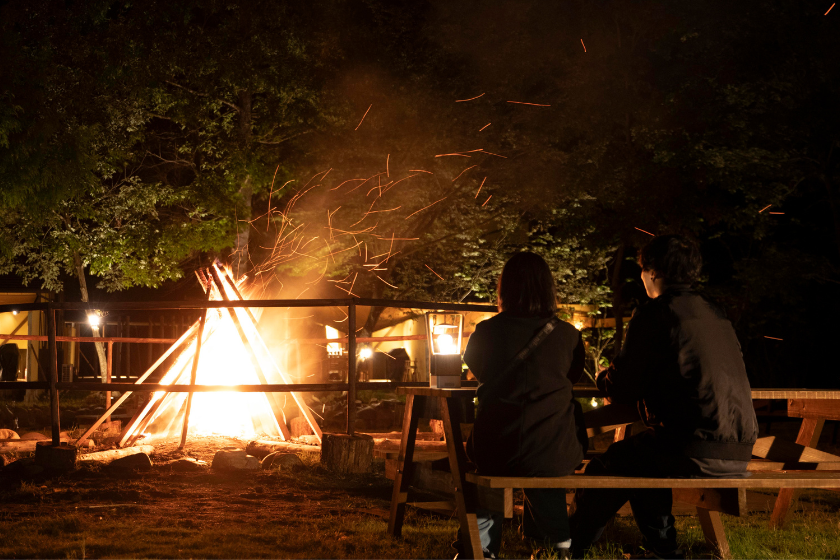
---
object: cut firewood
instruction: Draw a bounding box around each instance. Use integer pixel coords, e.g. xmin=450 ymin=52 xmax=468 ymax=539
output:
xmin=320 ymin=433 xmax=373 ymax=474
xmin=245 ymin=439 xmax=320 ymax=458
xmin=80 ymin=445 xmax=155 ymax=463
xmin=1 ymin=438 xmax=69 ymax=452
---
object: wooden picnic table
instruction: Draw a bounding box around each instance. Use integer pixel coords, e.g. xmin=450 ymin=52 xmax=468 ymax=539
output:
xmin=386 ymin=386 xmax=840 ymax=557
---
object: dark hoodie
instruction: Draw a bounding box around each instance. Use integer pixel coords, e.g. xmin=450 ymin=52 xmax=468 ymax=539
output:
xmin=598 ymin=285 xmax=758 ymax=461
xmin=464 ymin=312 xmax=587 ymax=476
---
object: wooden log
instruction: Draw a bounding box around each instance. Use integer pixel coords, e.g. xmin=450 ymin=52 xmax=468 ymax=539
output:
xmin=320 ymin=433 xmax=373 ymax=473
xmin=1 ymin=438 xmax=69 ymax=452
xmin=245 ymin=439 xmax=320 ymax=458
xmin=34 ymin=442 xmax=78 ymax=471
xmin=80 ymin=445 xmax=155 ymax=463
xmin=290 ymin=416 xmax=314 ymax=438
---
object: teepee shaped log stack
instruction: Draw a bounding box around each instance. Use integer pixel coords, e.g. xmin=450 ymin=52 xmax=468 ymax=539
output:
xmin=76 ymin=263 xmax=323 ymax=448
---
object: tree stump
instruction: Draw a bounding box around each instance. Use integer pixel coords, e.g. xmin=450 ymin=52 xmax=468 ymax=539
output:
xmin=34 ymin=442 xmax=79 ymax=472
xmin=320 ymin=433 xmax=373 ymax=474
xmin=290 ymin=416 xmax=314 ymax=438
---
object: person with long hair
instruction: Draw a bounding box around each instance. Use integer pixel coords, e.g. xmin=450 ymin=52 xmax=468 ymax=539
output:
xmin=455 ymin=252 xmax=587 ymax=559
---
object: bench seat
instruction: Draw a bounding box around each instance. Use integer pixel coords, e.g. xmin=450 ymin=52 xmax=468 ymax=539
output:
xmin=466 ymin=471 xmax=840 ymax=489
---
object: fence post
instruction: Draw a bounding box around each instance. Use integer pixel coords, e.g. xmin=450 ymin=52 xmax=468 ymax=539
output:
xmin=347 ymin=301 xmax=357 ymax=435
xmin=47 ymin=304 xmax=61 ymax=446
xmin=106 ymin=341 xmax=113 ymax=424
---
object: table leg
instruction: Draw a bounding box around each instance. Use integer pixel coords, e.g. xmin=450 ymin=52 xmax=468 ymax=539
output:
xmin=388 ymin=394 xmax=423 ymax=537
xmin=769 ymin=417 xmax=825 ymax=529
xmin=441 ymin=396 xmax=484 ymax=560
xmin=696 ymin=507 xmax=731 ymax=559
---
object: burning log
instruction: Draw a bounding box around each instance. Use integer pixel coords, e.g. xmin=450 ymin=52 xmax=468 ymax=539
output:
xmin=320 ymin=433 xmax=374 ymax=474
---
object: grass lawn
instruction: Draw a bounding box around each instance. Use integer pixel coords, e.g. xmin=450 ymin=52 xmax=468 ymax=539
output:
xmin=2 ymin=426 xmax=840 ymax=559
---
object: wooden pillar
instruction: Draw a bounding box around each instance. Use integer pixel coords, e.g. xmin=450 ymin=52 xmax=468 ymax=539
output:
xmin=388 ymin=394 xmax=422 ymax=537
xmin=347 ymin=301 xmax=357 ymax=435
xmin=769 ymin=417 xmax=825 ymax=528
xmin=179 ymin=300 xmax=210 ymax=449
xmin=697 ymin=507 xmax=731 ymax=559
xmin=147 ymin=316 xmax=153 ymax=370
xmin=442 ymin=396 xmax=484 ymax=559
xmin=47 ymin=305 xmax=61 ymax=446
xmin=125 ymin=315 xmax=131 ymax=378
xmin=106 ymin=341 xmax=113 ymax=424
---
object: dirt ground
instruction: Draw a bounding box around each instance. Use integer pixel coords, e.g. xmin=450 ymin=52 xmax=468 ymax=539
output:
xmin=0 ymin=435 xmax=461 ymax=559
xmin=1 ymin=420 xmax=840 ymax=559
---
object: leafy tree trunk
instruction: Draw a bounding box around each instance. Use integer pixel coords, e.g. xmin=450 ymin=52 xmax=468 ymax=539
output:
xmin=611 ymin=243 xmax=626 ymax=358
xmin=234 ymin=179 xmax=252 ymax=279
xmin=233 ymin=89 xmax=252 ymax=279
xmin=74 ymin=251 xmax=109 ymax=383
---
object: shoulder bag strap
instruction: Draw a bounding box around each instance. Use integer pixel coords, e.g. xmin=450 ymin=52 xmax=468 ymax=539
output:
xmin=498 ymin=316 xmax=562 ymax=377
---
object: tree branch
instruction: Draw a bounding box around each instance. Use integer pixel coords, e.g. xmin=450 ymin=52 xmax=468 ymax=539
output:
xmin=163 ymin=80 xmax=240 ymax=113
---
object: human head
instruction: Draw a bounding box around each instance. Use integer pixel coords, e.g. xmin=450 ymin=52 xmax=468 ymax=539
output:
xmin=638 ymin=234 xmax=702 ymax=297
xmin=497 ymin=252 xmax=557 ymax=317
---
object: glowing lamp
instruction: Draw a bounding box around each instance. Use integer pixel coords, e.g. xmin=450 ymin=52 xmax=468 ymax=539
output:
xmin=11 ymin=310 xmax=18 ymax=316
xmin=87 ymin=313 xmax=101 ymax=328
xmin=426 ymin=312 xmax=464 ymax=388
xmin=359 ymin=347 xmax=373 ymax=360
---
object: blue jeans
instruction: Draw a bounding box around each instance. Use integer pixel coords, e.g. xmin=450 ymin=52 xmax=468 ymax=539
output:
xmin=475 ymin=488 xmax=571 ymax=557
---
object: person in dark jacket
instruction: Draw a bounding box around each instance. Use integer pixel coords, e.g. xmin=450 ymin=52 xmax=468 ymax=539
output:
xmin=570 ymin=235 xmax=758 ymax=559
xmin=458 ymin=252 xmax=587 ymax=558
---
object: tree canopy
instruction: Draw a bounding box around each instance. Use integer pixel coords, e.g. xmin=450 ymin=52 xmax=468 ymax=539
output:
xmin=1 ymin=0 xmax=838 ymax=386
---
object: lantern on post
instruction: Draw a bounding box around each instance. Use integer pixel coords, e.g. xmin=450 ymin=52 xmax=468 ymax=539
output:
xmin=425 ymin=312 xmax=464 ymax=388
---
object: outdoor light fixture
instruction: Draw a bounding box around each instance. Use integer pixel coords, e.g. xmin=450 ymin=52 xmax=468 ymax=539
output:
xmin=426 ymin=312 xmax=464 ymax=389
xmin=87 ymin=313 xmax=102 ymax=328
xmin=11 ymin=310 xmax=18 ymax=316
xmin=359 ymin=347 xmax=373 ymax=360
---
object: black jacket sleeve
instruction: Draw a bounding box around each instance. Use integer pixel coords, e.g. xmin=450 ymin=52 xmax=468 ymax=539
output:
xmin=596 ymin=303 xmax=665 ymax=404
xmin=567 ymin=332 xmax=585 ymax=383
xmin=463 ymin=322 xmax=487 ymax=381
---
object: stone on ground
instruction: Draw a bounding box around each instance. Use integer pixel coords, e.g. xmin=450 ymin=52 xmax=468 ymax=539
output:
xmin=0 ymin=429 xmax=19 ymax=439
xmin=170 ymin=457 xmax=207 ymax=472
xmin=212 ymin=449 xmax=259 ymax=471
xmin=19 ymin=432 xmax=47 ymax=440
xmin=108 ymin=452 xmax=153 ymax=472
xmin=261 ymin=452 xmax=304 ymax=470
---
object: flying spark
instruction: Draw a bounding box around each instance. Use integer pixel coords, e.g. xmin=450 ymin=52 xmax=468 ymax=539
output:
xmin=475 ymin=177 xmax=487 ymax=198
xmin=479 ymin=123 xmax=491 ymax=131
xmin=425 ymin=264 xmax=445 ymax=281
xmin=456 ymin=93 xmax=485 ymax=102
xmin=482 ymin=195 xmax=492 ymax=207
xmin=386 ymin=154 xmax=390 ymax=177
xmin=452 ymin=165 xmax=478 ymax=182
xmin=581 ymin=39 xmax=587 ymax=52
xmin=769 ymin=212 xmax=785 ymax=215
xmin=759 ymin=204 xmax=772 ymax=213
xmin=435 ymin=153 xmax=471 ymax=158
xmin=764 ymin=336 xmax=783 ymax=341
xmin=507 ymin=101 xmax=551 ymax=107
xmin=355 ymin=104 xmax=372 ymax=131
xmin=826 ymin=3 xmax=835 ymax=14
xmin=634 ymin=227 xmax=655 ymax=236
xmin=405 ymin=196 xmax=448 ymax=220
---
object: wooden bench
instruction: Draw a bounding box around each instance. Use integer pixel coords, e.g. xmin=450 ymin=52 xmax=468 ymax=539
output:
xmin=464 ymin=471 xmax=840 ymax=560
